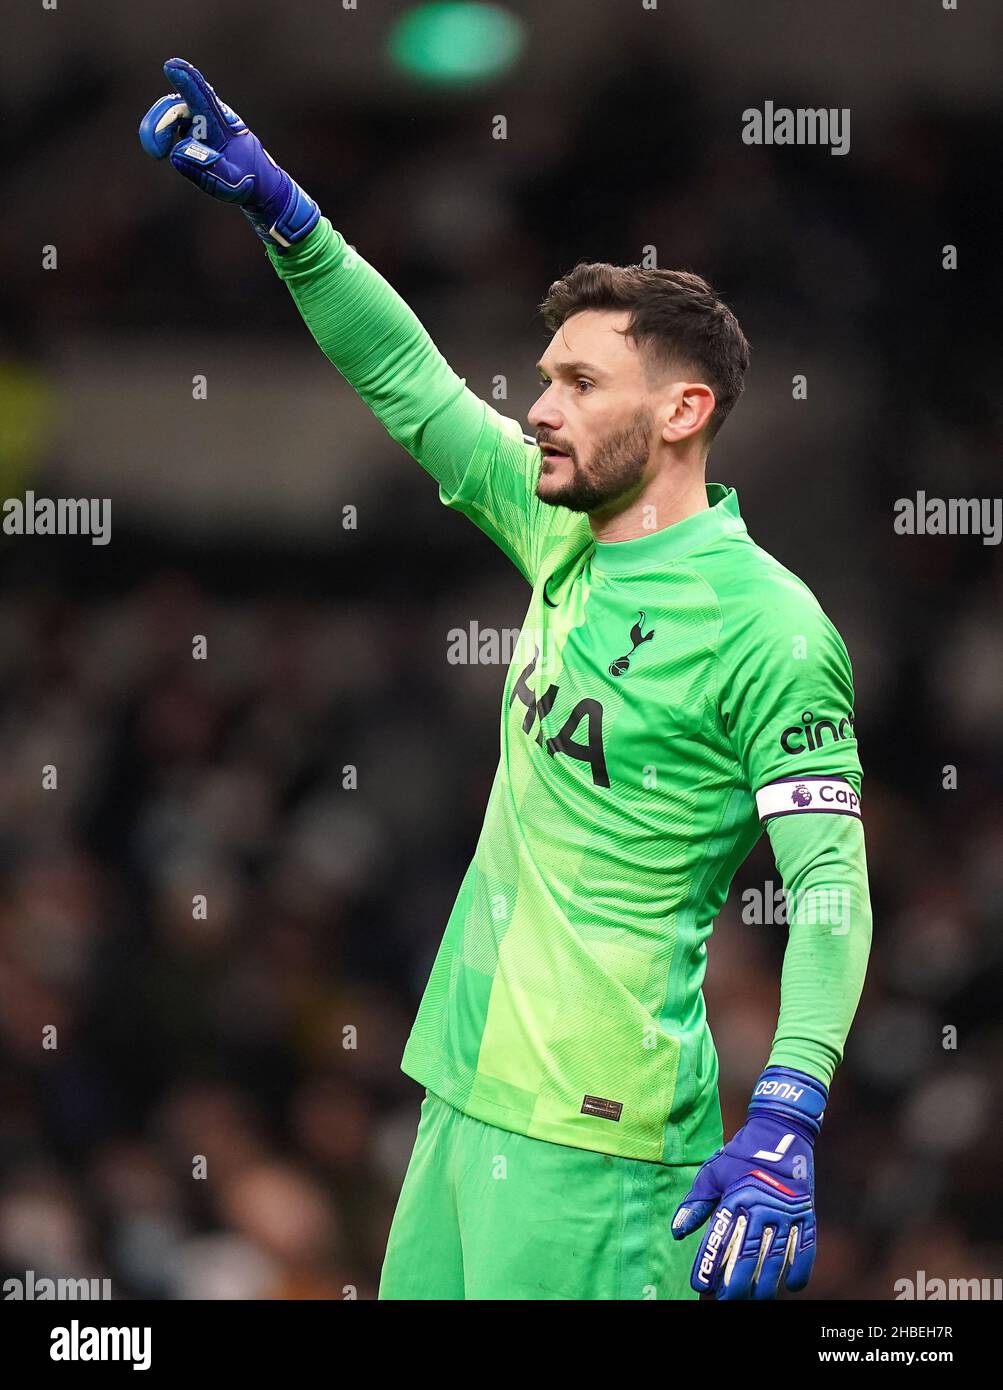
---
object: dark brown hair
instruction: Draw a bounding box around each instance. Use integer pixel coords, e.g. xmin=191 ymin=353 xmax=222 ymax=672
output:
xmin=539 ymin=263 xmax=750 ymax=440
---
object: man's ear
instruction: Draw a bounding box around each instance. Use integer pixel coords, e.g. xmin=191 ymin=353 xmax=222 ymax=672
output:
xmin=661 ymin=382 xmax=716 ymax=443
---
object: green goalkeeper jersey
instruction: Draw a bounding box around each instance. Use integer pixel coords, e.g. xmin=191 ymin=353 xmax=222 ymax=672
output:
xmin=268 ymin=219 xmax=871 ymax=1166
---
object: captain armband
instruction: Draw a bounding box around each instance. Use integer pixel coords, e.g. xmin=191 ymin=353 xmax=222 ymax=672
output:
xmin=755 ymin=776 xmax=861 ymax=825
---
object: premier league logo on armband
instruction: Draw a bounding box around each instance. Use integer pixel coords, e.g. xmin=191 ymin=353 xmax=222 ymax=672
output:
xmin=756 ymin=777 xmax=862 ymax=824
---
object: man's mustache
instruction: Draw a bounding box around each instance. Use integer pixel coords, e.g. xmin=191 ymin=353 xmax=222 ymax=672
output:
xmin=536 ymin=435 xmax=577 ymax=461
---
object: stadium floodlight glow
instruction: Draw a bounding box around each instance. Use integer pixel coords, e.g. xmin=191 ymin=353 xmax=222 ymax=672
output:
xmin=388 ymin=3 xmax=525 ymax=85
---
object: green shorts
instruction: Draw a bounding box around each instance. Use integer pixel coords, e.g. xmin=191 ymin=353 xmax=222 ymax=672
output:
xmin=378 ymin=1089 xmax=710 ymax=1300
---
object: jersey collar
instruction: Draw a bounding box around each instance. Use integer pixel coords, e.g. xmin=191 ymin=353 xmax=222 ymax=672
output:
xmin=589 ymin=483 xmax=746 ymax=575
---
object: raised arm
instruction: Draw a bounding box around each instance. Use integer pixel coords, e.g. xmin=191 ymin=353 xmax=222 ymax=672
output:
xmin=139 ymin=58 xmax=579 ymax=586
xmin=264 ymin=218 xmax=554 ymax=582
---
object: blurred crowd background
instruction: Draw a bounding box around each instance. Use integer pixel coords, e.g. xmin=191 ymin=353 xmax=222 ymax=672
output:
xmin=2 ymin=1 xmax=1001 ymax=1299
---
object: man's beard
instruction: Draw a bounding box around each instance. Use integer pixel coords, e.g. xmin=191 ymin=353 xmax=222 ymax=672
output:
xmin=536 ymin=407 xmax=653 ymax=514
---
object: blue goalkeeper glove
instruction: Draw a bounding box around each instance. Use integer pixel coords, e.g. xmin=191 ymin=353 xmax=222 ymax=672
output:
xmin=138 ymin=58 xmax=320 ymax=253
xmin=671 ymin=1065 xmax=827 ymax=1300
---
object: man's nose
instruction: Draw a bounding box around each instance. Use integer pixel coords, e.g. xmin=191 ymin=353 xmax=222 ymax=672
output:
xmin=527 ymin=387 xmax=562 ymax=431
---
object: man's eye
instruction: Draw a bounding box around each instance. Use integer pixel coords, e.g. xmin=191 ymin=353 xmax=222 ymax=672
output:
xmin=575 ymin=379 xmax=594 ymax=393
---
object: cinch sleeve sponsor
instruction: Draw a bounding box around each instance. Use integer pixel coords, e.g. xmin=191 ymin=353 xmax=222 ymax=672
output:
xmin=756 ymin=776 xmax=861 ymax=823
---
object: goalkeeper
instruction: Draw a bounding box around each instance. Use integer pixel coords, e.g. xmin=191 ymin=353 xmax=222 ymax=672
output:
xmin=141 ymin=60 xmax=872 ymax=1301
